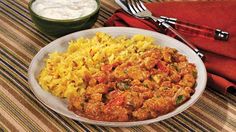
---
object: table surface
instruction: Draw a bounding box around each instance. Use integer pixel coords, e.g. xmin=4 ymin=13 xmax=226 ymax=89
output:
xmin=1 ymin=0 xmax=236 ymax=131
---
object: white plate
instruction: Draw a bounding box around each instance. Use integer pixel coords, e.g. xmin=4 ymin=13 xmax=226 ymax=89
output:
xmin=28 ymin=27 xmax=207 ymax=127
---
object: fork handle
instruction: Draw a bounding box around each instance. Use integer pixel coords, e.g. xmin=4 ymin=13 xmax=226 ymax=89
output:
xmin=150 ymin=16 xmax=205 ymax=60
xmin=160 ymin=16 xmax=229 ymax=41
xmin=162 ymin=22 xmax=205 ymax=60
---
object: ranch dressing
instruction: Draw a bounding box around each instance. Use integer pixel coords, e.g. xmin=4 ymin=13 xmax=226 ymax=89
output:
xmin=32 ymin=0 xmax=97 ymax=20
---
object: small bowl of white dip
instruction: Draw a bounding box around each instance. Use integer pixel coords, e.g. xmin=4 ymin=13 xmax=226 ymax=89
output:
xmin=29 ymin=0 xmax=100 ymax=37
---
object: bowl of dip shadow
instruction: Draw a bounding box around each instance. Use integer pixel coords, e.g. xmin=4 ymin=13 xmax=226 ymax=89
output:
xmin=28 ymin=0 xmax=100 ymax=37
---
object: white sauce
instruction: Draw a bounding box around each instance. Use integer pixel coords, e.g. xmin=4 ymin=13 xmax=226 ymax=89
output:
xmin=32 ymin=0 xmax=98 ymax=20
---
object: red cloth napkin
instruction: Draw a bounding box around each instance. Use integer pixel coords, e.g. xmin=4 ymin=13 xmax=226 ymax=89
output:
xmin=105 ymin=1 xmax=236 ymax=94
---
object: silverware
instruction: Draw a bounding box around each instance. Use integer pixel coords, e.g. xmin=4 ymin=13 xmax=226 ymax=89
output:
xmin=116 ymin=0 xmax=205 ymax=60
xmin=116 ymin=0 xmax=229 ymax=41
xmin=159 ymin=16 xmax=229 ymax=41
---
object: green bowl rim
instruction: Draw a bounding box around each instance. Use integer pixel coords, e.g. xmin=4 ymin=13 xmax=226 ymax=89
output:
xmin=28 ymin=0 xmax=100 ymax=22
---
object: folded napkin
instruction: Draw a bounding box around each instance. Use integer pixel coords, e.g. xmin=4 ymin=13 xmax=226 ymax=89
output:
xmin=105 ymin=1 xmax=236 ymax=93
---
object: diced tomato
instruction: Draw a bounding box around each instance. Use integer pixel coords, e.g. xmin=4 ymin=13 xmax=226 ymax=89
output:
xmin=94 ymin=75 xmax=106 ymax=83
xmin=157 ymin=61 xmax=169 ymax=73
xmin=104 ymin=94 xmax=125 ymax=112
xmin=149 ymin=69 xmax=158 ymax=75
xmin=108 ymin=89 xmax=119 ymax=97
xmin=101 ymin=62 xmax=122 ymax=72
xmin=101 ymin=64 xmax=113 ymax=72
xmin=103 ymin=85 xmax=113 ymax=94
xmin=112 ymin=62 xmax=122 ymax=67
xmin=107 ymin=95 xmax=124 ymax=106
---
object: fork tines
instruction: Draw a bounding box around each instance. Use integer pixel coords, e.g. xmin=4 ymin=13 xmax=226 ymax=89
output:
xmin=127 ymin=0 xmax=146 ymax=14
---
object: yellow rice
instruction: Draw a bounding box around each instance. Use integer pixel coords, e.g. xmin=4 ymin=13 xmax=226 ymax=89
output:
xmin=38 ymin=32 xmax=160 ymax=98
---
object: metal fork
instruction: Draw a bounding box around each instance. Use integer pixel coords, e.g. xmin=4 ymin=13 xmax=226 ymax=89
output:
xmin=126 ymin=0 xmax=205 ymax=60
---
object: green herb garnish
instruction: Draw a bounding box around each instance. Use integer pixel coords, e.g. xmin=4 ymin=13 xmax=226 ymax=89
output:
xmin=117 ymin=82 xmax=130 ymax=90
xmin=80 ymin=102 xmax=84 ymax=107
xmin=123 ymin=69 xmax=128 ymax=74
xmin=124 ymin=83 xmax=129 ymax=89
xmin=176 ymin=95 xmax=185 ymax=105
xmin=192 ymin=71 xmax=198 ymax=78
